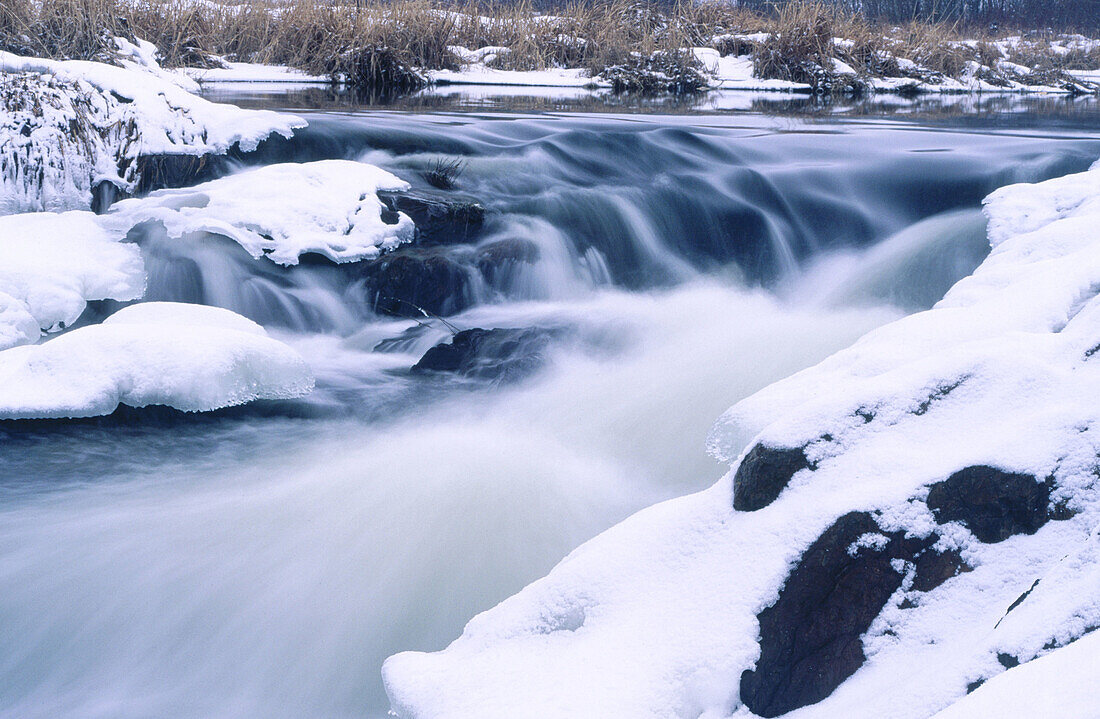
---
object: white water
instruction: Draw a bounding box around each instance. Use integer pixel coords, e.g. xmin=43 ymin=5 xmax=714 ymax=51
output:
xmin=0 ymin=281 xmax=897 ymax=719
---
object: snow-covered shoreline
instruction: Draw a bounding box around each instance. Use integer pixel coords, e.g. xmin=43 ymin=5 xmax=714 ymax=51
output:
xmin=0 ymin=48 xmax=333 ymax=418
xmin=187 ymin=43 xmax=1100 ymax=96
xmin=1 ymin=50 xmax=305 ymax=214
xmin=382 ymin=159 xmax=1100 ymax=717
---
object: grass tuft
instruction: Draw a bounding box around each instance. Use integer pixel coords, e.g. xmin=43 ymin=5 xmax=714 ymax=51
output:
xmin=422 ymin=157 xmax=467 ymax=190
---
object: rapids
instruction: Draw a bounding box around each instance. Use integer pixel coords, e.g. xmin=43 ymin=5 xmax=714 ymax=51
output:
xmin=3 ymin=100 xmax=1100 ymax=718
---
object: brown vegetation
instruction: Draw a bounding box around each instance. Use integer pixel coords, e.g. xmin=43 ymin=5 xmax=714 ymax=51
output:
xmin=0 ymin=0 xmax=1097 ymax=95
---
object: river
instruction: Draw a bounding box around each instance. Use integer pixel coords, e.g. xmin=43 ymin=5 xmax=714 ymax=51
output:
xmin=1 ymin=89 xmax=1099 ymax=719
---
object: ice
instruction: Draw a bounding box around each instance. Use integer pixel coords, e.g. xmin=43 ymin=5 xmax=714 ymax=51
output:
xmin=0 ymin=211 xmax=144 ymax=349
xmin=102 ymin=160 xmax=416 ymax=265
xmin=0 ymin=302 xmax=314 ymax=419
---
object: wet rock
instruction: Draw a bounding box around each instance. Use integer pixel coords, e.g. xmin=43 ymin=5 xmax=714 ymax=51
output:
xmin=91 ymin=179 xmax=130 ymax=214
xmin=926 ymin=466 xmax=1051 ymax=543
xmin=732 ymin=444 xmax=812 ymax=511
xmin=476 ymin=239 xmax=540 ymax=289
xmin=378 ymin=189 xmax=486 ymax=245
xmin=412 ymin=327 xmax=561 ymax=382
xmin=740 ymin=512 xmax=938 ymax=717
xmin=355 ymin=248 xmax=476 ymax=318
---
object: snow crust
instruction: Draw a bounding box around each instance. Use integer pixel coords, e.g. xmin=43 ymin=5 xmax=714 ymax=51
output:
xmin=0 ymin=51 xmax=305 ymax=213
xmin=0 ymin=211 xmax=144 ymax=349
xmin=103 ymin=160 xmax=416 ymax=265
xmin=383 ymin=161 xmax=1100 ymax=718
xmin=0 ymin=302 xmax=313 ymax=419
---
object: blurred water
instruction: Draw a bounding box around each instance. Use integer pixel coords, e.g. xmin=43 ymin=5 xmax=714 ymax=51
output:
xmin=2 ymin=106 xmax=1100 ymax=718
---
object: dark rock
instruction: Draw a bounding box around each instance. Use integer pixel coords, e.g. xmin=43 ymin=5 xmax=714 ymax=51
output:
xmin=911 ymin=547 xmax=967 ymax=593
xmin=740 ymin=512 xmax=938 ymax=718
xmin=355 ymin=248 xmax=476 ymax=318
xmin=997 ymin=653 xmax=1020 ymax=669
xmin=732 ymin=444 xmax=812 ymax=512
xmin=476 ymin=239 xmax=541 ymax=289
xmin=412 ymin=327 xmax=561 ymax=382
xmin=1007 ymin=579 xmax=1041 ymax=615
xmin=91 ymin=179 xmax=129 ymax=214
xmin=378 ymin=189 xmax=487 ymax=245
xmin=926 ymin=466 xmax=1052 ymax=543
xmin=993 ymin=579 xmax=1042 ymax=630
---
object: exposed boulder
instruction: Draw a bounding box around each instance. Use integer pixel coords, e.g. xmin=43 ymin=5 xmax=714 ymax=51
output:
xmin=476 ymin=239 xmax=540 ymax=289
xmin=740 ymin=512 xmax=943 ymax=718
xmin=732 ymin=443 xmax=812 ymax=511
xmin=355 ymin=248 xmax=477 ymax=318
xmin=412 ymin=327 xmax=561 ymax=382
xmin=926 ymin=466 xmax=1052 ymax=543
xmin=378 ymin=189 xmax=487 ymax=246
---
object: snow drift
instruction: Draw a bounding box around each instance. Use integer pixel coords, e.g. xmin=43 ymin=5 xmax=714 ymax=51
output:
xmin=382 ymin=160 xmax=1100 ymax=718
xmin=0 ymin=302 xmax=313 ymax=419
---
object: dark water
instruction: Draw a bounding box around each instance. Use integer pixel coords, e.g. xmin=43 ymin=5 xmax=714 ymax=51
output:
xmin=1 ymin=91 xmax=1099 ymax=719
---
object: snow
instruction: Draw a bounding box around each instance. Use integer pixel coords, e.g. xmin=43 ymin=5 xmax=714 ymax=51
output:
xmin=0 ymin=302 xmax=314 ymax=419
xmin=181 ymin=62 xmax=328 ymax=85
xmin=382 ymin=161 xmax=1100 ymax=718
xmin=929 ymin=631 xmax=1100 ymax=719
xmin=102 ymin=160 xmax=416 ymax=265
xmin=0 ymin=211 xmax=144 ymax=349
xmin=1 ymin=50 xmax=305 ymax=213
xmin=0 ymin=52 xmax=304 ymax=157
xmin=431 ymin=50 xmax=605 ymax=88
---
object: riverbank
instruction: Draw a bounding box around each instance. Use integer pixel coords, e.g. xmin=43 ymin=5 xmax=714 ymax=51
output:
xmin=3 ymin=0 xmax=1100 ymax=96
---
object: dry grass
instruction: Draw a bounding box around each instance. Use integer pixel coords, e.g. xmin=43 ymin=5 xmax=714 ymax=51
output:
xmin=751 ymin=1 xmax=836 ymax=87
xmin=0 ymin=0 xmax=1096 ymax=94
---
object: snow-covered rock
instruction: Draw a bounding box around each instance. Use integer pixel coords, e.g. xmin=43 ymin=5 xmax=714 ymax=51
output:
xmin=102 ymin=160 xmax=416 ymax=265
xmin=0 ymin=210 xmax=144 ymax=349
xmin=0 ymin=51 xmax=305 ymax=214
xmin=0 ymin=302 xmax=313 ymax=419
xmin=382 ymin=159 xmax=1100 ymax=718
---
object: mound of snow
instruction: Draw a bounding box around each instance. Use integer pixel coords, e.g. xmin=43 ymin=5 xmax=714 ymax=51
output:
xmin=0 ymin=51 xmax=304 ymax=214
xmin=103 ymin=160 xmax=416 ymax=265
xmin=382 ymin=159 xmax=1100 ymax=719
xmin=0 ymin=211 xmax=144 ymax=349
xmin=0 ymin=302 xmax=313 ymax=419
xmin=929 ymin=630 xmax=1100 ymax=719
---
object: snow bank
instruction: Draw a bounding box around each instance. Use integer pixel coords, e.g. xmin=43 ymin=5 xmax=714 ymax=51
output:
xmin=0 ymin=211 xmax=144 ymax=349
xmin=0 ymin=302 xmax=313 ymax=419
xmin=103 ymin=160 xmax=416 ymax=265
xmin=382 ymin=160 xmax=1100 ymax=718
xmin=0 ymin=51 xmax=305 ymax=214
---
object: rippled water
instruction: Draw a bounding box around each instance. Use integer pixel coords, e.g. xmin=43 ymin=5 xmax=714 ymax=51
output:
xmin=2 ymin=96 xmax=1100 ymax=718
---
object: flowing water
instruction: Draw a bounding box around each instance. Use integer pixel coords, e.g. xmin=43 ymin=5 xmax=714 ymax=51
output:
xmin=2 ymin=94 xmax=1100 ymax=719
